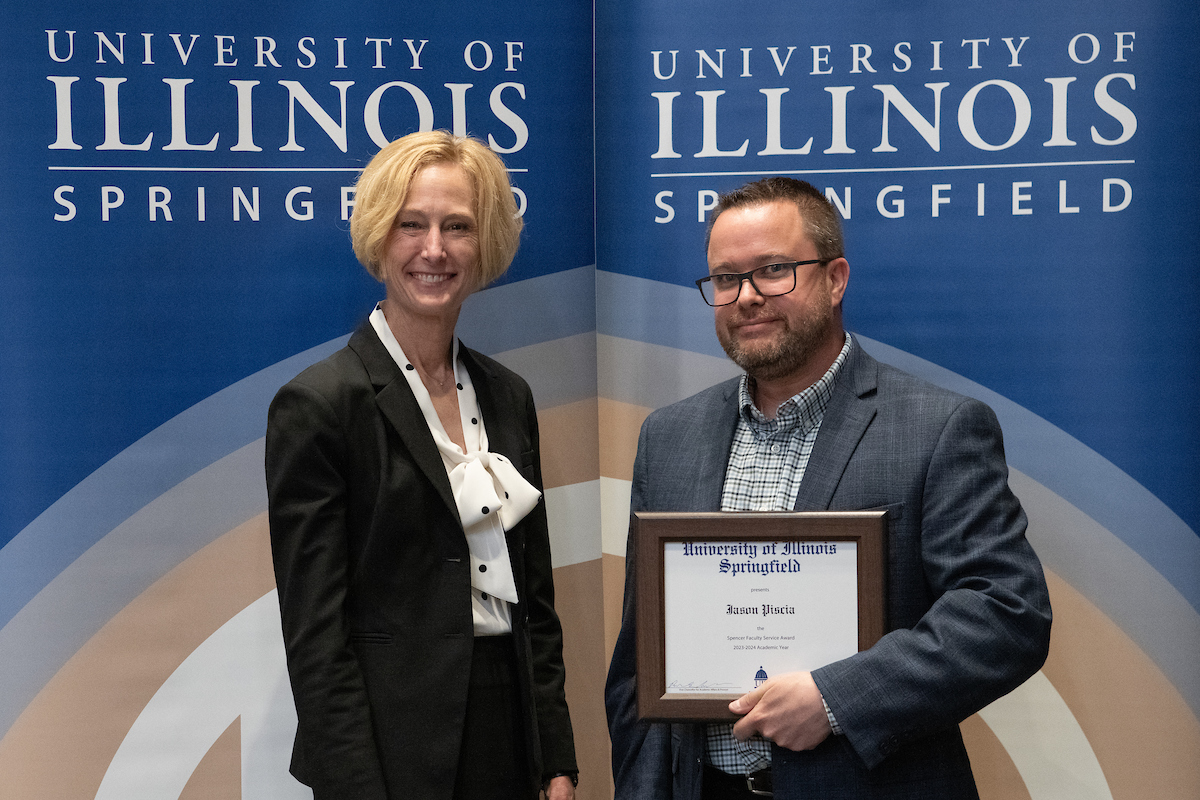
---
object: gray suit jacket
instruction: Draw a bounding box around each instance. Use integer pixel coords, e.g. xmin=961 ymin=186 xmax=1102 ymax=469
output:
xmin=605 ymin=337 xmax=1051 ymax=799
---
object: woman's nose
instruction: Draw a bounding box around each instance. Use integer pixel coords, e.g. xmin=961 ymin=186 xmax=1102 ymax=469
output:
xmin=421 ymin=227 xmax=445 ymax=260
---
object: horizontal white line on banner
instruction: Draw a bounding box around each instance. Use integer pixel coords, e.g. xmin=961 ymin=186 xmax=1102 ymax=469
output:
xmin=46 ymin=166 xmax=529 ymax=173
xmin=651 ymin=159 xmax=1135 ymax=178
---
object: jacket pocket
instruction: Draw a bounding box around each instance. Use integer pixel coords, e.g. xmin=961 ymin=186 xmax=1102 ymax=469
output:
xmin=519 ymin=448 xmax=536 ymax=480
xmin=348 ymin=632 xmax=393 ymax=645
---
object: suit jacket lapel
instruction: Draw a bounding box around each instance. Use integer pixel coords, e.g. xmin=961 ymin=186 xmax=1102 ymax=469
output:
xmin=794 ymin=338 xmax=879 ymax=512
xmin=694 ymin=379 xmax=741 ymax=510
xmin=460 ymin=345 xmax=519 ymax=463
xmin=349 ymin=322 xmax=462 ymax=527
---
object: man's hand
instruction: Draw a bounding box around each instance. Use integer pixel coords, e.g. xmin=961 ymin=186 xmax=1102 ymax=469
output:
xmin=543 ymin=774 xmax=575 ymax=800
xmin=729 ymin=671 xmax=832 ymax=752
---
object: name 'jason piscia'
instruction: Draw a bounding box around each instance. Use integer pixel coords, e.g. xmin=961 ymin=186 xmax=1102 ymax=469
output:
xmin=727 ymin=604 xmax=797 ymax=615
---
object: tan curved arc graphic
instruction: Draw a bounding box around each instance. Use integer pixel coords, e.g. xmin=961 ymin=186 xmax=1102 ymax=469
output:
xmin=3 ymin=397 xmax=1197 ymax=799
xmin=0 ymin=514 xmax=275 ymax=799
xmin=0 ymin=405 xmax=608 ymax=799
xmin=538 ymin=398 xmax=601 ymax=489
xmin=960 ymin=714 xmax=1032 ymax=800
xmin=1036 ymin=569 xmax=1200 ymax=799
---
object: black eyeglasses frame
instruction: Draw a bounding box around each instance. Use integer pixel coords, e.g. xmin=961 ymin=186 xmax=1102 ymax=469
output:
xmin=694 ymin=259 xmax=827 ymax=307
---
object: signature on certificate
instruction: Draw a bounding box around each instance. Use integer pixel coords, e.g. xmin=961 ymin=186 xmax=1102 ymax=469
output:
xmin=666 ymin=680 xmax=738 ymax=692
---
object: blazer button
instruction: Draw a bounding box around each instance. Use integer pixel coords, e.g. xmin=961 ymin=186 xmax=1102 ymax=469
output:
xmin=479 ymin=564 xmax=487 ymax=572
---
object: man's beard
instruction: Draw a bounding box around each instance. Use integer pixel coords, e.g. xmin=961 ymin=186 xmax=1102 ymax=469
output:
xmin=716 ymin=300 xmax=834 ymax=382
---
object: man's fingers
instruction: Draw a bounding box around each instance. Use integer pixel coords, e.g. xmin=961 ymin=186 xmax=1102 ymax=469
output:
xmin=730 ymin=705 xmax=761 ymax=741
xmin=729 ymin=681 xmax=770 ymax=740
xmin=729 ymin=682 xmax=767 ymax=715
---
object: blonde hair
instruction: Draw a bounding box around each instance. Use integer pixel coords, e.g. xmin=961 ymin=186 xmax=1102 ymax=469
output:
xmin=350 ymin=131 xmax=522 ymax=287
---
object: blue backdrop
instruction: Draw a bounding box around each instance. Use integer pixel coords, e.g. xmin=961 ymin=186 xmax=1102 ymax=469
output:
xmin=597 ymin=0 xmax=1199 ymax=536
xmin=1 ymin=0 xmax=593 ymax=549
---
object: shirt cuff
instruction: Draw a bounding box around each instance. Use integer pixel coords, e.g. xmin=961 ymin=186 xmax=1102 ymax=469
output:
xmin=822 ymin=695 xmax=843 ymax=736
xmin=544 ymin=772 xmax=578 ymax=788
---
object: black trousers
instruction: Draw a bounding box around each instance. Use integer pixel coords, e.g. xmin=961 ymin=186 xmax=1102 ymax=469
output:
xmin=453 ymin=635 xmax=535 ymax=800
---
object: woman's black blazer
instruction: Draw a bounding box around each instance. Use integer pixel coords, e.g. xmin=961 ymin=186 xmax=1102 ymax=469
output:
xmin=266 ymin=320 xmax=576 ymax=800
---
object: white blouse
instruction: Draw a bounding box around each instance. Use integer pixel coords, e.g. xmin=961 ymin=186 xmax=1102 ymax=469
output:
xmin=369 ymin=305 xmax=541 ymax=635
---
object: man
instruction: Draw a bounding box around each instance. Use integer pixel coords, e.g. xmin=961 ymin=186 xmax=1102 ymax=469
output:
xmin=605 ymin=177 xmax=1051 ymax=799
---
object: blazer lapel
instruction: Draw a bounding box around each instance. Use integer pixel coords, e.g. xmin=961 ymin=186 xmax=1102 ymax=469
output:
xmin=349 ymin=322 xmax=462 ymax=527
xmin=692 ymin=379 xmax=742 ymax=511
xmin=460 ymin=346 xmax=519 ymax=462
xmin=794 ymin=339 xmax=879 ymax=512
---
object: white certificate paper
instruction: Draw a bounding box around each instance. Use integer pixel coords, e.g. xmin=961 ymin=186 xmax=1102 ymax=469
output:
xmin=662 ymin=539 xmax=858 ymax=695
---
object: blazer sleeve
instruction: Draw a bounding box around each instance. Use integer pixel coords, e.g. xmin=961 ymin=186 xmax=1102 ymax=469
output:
xmin=265 ymin=376 xmax=389 ymax=800
xmin=812 ymin=397 xmax=1052 ymax=770
xmin=604 ymin=418 xmax=675 ymax=800
xmin=514 ymin=382 xmax=579 ymax=781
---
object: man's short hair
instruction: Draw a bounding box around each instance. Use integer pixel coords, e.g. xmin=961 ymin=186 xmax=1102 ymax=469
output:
xmin=350 ymin=130 xmax=522 ymax=288
xmin=706 ymin=177 xmax=845 ymax=262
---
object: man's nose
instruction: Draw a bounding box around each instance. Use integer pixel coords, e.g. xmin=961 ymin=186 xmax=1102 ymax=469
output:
xmin=736 ymin=275 xmax=765 ymax=305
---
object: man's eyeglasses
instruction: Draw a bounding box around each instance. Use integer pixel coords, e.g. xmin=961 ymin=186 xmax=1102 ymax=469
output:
xmin=695 ymin=260 xmax=826 ymax=307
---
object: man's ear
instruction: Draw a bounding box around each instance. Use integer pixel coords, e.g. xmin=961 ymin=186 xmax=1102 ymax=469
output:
xmin=827 ymin=257 xmax=849 ymax=307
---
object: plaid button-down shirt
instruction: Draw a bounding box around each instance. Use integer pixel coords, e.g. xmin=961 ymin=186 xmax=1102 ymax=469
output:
xmin=705 ymin=332 xmax=852 ymax=776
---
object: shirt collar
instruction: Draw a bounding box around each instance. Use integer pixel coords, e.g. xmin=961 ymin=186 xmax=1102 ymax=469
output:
xmin=738 ymin=332 xmax=854 ymax=433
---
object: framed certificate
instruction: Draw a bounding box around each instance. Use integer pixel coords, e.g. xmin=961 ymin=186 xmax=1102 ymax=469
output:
xmin=634 ymin=510 xmax=887 ymax=721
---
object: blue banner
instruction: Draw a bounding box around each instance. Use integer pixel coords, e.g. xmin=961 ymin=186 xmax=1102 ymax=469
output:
xmin=595 ymin=2 xmax=1199 ymax=796
xmin=598 ymin=0 xmax=1198 ymax=535
xmin=1 ymin=1 xmax=1197 ymax=797
xmin=2 ymin=0 xmax=593 ymax=547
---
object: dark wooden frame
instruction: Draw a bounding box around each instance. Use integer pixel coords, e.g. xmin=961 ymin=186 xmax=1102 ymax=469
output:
xmin=634 ymin=510 xmax=887 ymax=722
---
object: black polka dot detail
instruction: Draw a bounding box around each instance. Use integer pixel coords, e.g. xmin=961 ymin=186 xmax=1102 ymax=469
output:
xmin=481 ymin=506 xmax=490 ymax=515
xmin=504 ymin=492 xmax=509 ymax=499
xmin=405 ymin=364 xmax=414 ymax=371
xmin=471 ymin=418 xmax=478 ymax=425
xmin=479 ymin=564 xmax=487 ymax=572
xmin=481 ymin=592 xmax=489 ymax=601
xmin=457 ymin=383 xmax=463 ymax=390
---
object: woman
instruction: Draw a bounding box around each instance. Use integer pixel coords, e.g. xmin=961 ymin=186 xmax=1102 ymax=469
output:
xmin=266 ymin=131 xmax=577 ymax=800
